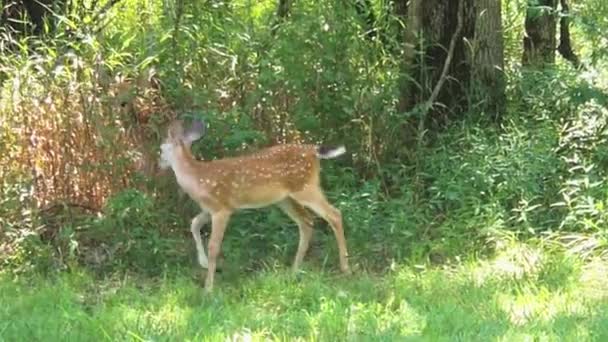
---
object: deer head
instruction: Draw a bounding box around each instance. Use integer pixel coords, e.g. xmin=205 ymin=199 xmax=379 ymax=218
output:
xmin=159 ymin=119 xmax=206 ymax=170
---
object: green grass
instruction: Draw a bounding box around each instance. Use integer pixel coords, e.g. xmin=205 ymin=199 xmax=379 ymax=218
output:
xmin=1 ymin=244 xmax=607 ymax=341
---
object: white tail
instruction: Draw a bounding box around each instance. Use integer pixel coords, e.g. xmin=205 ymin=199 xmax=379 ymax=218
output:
xmin=159 ymin=119 xmax=351 ymax=292
xmin=317 ymin=145 xmax=346 ymax=159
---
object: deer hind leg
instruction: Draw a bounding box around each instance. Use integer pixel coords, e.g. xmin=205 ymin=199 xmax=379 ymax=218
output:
xmin=277 ymin=198 xmax=314 ymax=272
xmin=205 ymin=210 xmax=232 ymax=293
xmin=290 ymin=187 xmax=350 ymax=274
xmin=191 ymin=211 xmax=210 ymax=268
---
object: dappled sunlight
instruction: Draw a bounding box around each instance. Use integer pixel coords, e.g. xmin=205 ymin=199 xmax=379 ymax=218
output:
xmin=470 ymin=243 xmax=545 ymax=287
xmin=225 ymin=329 xmax=278 ymax=342
xmin=579 ymin=258 xmax=608 ymax=301
xmin=103 ymin=301 xmax=193 ymax=337
xmin=481 ymin=253 xmax=608 ymax=330
xmin=344 ymin=300 xmax=426 ymax=339
xmin=386 ymin=249 xmax=608 ymax=337
xmin=498 ymin=294 xmax=536 ymax=327
xmin=2 ymin=256 xmax=608 ymax=340
xmin=495 ymin=289 xmax=588 ymax=327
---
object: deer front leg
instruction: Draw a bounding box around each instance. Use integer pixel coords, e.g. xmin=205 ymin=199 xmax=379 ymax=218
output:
xmin=205 ymin=210 xmax=231 ymax=293
xmin=191 ymin=211 xmax=210 ymax=268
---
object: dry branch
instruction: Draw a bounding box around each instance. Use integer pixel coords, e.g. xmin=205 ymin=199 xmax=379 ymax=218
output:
xmin=423 ymin=0 xmax=465 ymax=112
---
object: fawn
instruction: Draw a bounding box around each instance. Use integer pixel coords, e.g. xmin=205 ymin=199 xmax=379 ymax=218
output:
xmin=159 ymin=118 xmax=350 ymax=292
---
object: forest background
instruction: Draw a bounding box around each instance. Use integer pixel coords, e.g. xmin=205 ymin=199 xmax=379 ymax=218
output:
xmin=1 ymin=0 xmax=608 ymax=339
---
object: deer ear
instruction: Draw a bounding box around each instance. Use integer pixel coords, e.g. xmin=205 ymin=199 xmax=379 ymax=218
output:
xmin=183 ymin=119 xmax=206 ymax=143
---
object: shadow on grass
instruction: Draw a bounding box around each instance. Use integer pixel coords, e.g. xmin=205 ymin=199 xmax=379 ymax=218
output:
xmin=1 ymin=249 xmax=606 ymax=341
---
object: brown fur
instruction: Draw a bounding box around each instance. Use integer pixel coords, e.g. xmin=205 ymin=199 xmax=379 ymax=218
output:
xmin=161 ymin=120 xmax=351 ymax=292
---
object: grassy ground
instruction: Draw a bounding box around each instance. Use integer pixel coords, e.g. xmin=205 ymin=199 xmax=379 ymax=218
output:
xmin=1 ymin=244 xmax=607 ymax=341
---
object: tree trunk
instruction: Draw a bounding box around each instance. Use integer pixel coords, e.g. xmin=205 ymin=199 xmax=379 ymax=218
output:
xmin=471 ymin=0 xmax=505 ymax=119
xmin=271 ymin=0 xmax=294 ymax=35
xmin=398 ymin=0 xmax=476 ymax=123
xmin=392 ymin=0 xmax=408 ymax=19
xmin=397 ymin=0 xmax=421 ymax=113
xmin=522 ymin=0 xmax=557 ymax=66
xmin=557 ymin=0 xmax=581 ymax=68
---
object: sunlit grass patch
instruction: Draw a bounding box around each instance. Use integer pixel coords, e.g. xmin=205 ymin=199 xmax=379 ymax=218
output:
xmin=1 ymin=250 xmax=608 ymax=340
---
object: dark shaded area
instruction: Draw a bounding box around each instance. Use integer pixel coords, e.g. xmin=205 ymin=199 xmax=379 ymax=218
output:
xmin=22 ymin=0 xmax=55 ymax=34
xmin=353 ymin=0 xmax=379 ymax=41
xmin=1 ymin=0 xmax=56 ymax=35
xmin=2 ymin=0 xmax=26 ymax=34
xmin=1 ymin=0 xmax=123 ymax=37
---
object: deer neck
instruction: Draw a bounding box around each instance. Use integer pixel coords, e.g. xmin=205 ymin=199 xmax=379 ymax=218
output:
xmin=168 ymin=144 xmax=208 ymax=197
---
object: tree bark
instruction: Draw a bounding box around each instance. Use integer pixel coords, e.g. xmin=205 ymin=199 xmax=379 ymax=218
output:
xmin=522 ymin=0 xmax=557 ymax=66
xmin=392 ymin=0 xmax=408 ymax=19
xmin=557 ymin=0 xmax=581 ymax=68
xmin=397 ymin=0 xmax=422 ymax=113
xmin=396 ymin=0 xmax=423 ymax=112
xmin=471 ymin=0 xmax=505 ymax=119
xmin=398 ymin=0 xmax=476 ymax=123
xmin=271 ymin=0 xmax=294 ymax=36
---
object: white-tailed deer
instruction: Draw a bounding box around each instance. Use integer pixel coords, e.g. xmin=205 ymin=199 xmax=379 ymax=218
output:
xmin=159 ymin=118 xmax=350 ymax=292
